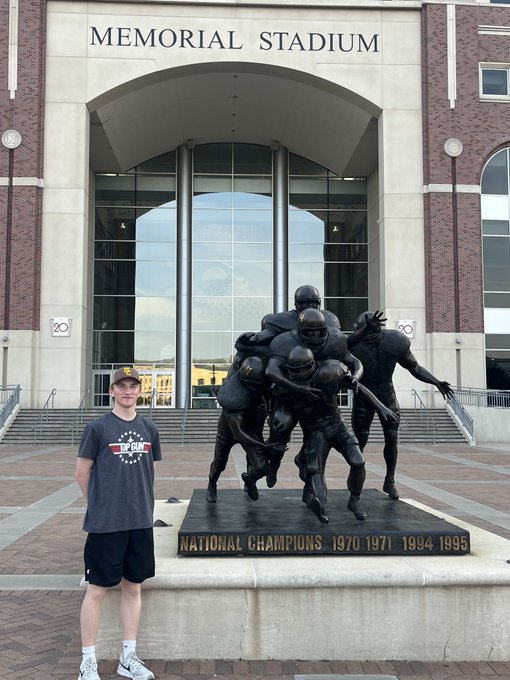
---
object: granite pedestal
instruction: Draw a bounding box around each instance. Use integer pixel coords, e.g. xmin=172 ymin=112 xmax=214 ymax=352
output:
xmin=96 ymin=494 xmax=510 ymax=661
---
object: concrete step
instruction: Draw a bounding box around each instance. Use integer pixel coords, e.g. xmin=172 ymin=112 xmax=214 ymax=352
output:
xmin=1 ymin=406 xmax=468 ymax=445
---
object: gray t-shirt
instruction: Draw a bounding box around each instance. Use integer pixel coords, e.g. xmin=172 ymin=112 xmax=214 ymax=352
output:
xmin=78 ymin=411 xmax=162 ymax=533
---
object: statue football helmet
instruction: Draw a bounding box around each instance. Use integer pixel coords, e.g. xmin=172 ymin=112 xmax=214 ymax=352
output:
xmin=297 ymin=308 xmax=328 ymax=348
xmin=294 ymin=285 xmax=321 ymax=311
xmin=354 ymin=311 xmax=376 ymax=330
xmin=238 ymin=356 xmax=267 ymax=391
xmin=286 ymin=346 xmax=316 ymax=382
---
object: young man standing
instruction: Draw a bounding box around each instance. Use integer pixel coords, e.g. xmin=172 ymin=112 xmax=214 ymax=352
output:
xmin=75 ymin=367 xmax=161 ymax=680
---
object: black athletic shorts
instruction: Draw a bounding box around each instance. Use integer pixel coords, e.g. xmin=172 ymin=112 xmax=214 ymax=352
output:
xmin=84 ymin=528 xmax=155 ymax=587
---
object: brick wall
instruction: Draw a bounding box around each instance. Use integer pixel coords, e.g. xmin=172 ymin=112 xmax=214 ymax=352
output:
xmin=422 ymin=3 xmax=510 ymax=334
xmin=0 ymin=0 xmax=46 ymax=330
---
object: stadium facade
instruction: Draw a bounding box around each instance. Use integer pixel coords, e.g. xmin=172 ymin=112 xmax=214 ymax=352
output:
xmin=1 ymin=0 xmax=510 ymax=409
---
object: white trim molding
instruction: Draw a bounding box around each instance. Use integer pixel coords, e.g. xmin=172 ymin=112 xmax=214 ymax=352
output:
xmin=423 ymin=184 xmax=480 ymax=194
xmin=1 ymin=177 xmax=44 ymax=187
xmin=8 ymin=0 xmax=19 ymax=99
xmin=447 ymin=4 xmax=457 ymax=109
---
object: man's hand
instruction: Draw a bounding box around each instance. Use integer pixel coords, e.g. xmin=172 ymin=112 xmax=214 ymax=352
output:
xmin=366 ymin=310 xmax=386 ymax=329
xmin=379 ymin=405 xmax=399 ymax=424
xmin=235 ymin=332 xmax=257 ymax=346
xmin=344 ymin=370 xmax=359 ymax=394
xmin=296 ymin=385 xmax=323 ymax=402
xmin=436 ymin=381 xmax=454 ymax=400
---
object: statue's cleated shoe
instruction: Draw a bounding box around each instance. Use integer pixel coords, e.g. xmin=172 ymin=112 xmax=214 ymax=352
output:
xmin=205 ymin=483 xmax=217 ymax=503
xmin=241 ymin=473 xmax=259 ymax=500
xmin=302 ymin=486 xmax=313 ymax=505
xmin=307 ymin=495 xmax=329 ymax=524
xmin=266 ymin=469 xmax=277 ymax=488
xmin=383 ymin=477 xmax=399 ymax=500
xmin=347 ymin=496 xmax=367 ymax=520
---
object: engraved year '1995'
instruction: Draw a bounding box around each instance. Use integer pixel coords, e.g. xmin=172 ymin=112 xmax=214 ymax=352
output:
xmin=439 ymin=535 xmax=468 ymax=552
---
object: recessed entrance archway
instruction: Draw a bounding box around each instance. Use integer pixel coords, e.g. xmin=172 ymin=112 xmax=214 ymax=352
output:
xmin=88 ymin=62 xmax=381 ymax=408
xmin=88 ymin=62 xmax=380 ymax=176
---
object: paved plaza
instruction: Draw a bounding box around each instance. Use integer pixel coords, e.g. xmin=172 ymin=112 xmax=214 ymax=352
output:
xmin=0 ymin=438 xmax=509 ymax=680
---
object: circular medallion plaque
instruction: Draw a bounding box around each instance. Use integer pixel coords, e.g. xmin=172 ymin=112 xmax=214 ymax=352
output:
xmin=444 ymin=138 xmax=463 ymax=157
xmin=1 ymin=129 xmax=22 ymax=149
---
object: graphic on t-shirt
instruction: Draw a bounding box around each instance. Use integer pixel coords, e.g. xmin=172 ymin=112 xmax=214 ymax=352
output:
xmin=109 ymin=430 xmax=152 ymax=464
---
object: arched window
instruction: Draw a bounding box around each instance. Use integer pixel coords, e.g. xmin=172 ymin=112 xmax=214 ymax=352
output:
xmin=481 ymin=148 xmax=510 ymax=389
xmin=93 ymin=143 xmax=368 ymax=405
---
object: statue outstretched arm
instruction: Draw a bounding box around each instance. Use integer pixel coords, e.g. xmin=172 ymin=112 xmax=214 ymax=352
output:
xmin=236 ymin=329 xmax=275 ymax=346
xmin=347 ymin=310 xmax=386 ymax=348
xmin=224 ymin=411 xmax=268 ymax=449
xmin=356 ymin=384 xmax=399 ymax=424
xmin=266 ymin=357 xmax=322 ymax=401
xmin=399 ymin=350 xmax=454 ymax=399
xmin=342 ymin=351 xmax=364 ymax=389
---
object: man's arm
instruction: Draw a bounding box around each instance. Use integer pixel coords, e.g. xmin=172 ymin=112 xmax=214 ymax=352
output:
xmin=341 ymin=351 xmax=364 ymax=388
xmin=399 ymin=350 xmax=454 ymax=399
xmin=75 ymin=457 xmax=94 ymax=499
xmin=224 ymin=411 xmax=269 ymax=449
xmin=266 ymin=357 xmax=322 ymax=401
xmin=356 ymin=384 xmax=399 ymax=424
xmin=347 ymin=311 xmax=386 ymax=348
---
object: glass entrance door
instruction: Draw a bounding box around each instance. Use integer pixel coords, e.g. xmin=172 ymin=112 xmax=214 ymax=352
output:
xmin=92 ymin=371 xmax=113 ymax=407
xmin=138 ymin=370 xmax=174 ymax=407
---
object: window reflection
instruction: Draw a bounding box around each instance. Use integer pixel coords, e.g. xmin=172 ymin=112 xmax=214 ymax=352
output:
xmin=135 ymin=261 xmax=176 ymax=296
xmin=482 ymin=147 xmax=510 ymax=389
xmin=136 ymin=207 xmax=176 ymax=242
xmin=94 ymin=153 xmax=177 ymax=367
xmin=325 ymin=298 xmax=368 ymax=330
xmin=233 ymin=208 xmax=272 ymax=242
xmin=482 ymin=149 xmax=509 ymax=195
xmin=93 ymin=145 xmax=370 ymax=395
xmin=194 ymin=209 xmax=233 ymax=242
xmin=193 ymin=263 xmax=233 ymax=297
xmin=134 ymin=298 xmax=176 ymax=331
xmin=234 ymin=297 xmax=272 ymax=332
xmin=233 ymin=262 xmax=272 ymax=296
xmin=193 ymin=298 xmax=233 ymax=331
xmin=94 ymin=297 xmax=135 ymax=331
xmin=192 ymin=332 xmax=235 ymax=362
xmin=135 ymin=331 xmax=175 ymax=363
xmin=234 ymin=243 xmax=272 ymax=261
xmin=288 ymin=160 xmax=368 ymax=329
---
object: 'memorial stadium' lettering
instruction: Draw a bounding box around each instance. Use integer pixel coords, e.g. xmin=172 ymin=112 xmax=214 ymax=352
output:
xmin=90 ymin=26 xmax=380 ymax=53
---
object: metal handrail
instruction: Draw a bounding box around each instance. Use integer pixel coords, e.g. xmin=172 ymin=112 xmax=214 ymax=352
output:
xmin=446 ymin=392 xmax=474 ymax=440
xmin=70 ymin=389 xmax=90 ymax=446
xmin=147 ymin=388 xmax=157 ymax=420
xmin=451 ymin=386 xmax=510 ymax=409
xmin=33 ymin=388 xmax=57 ymax=444
xmin=411 ymin=389 xmax=438 ymax=444
xmin=0 ymin=385 xmax=21 ymax=430
xmin=181 ymin=388 xmax=190 ymax=445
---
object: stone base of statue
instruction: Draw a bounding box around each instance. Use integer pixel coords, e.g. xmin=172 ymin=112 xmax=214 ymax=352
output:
xmin=96 ymin=494 xmax=510 ymax=662
xmin=178 ymin=488 xmax=469 ymax=556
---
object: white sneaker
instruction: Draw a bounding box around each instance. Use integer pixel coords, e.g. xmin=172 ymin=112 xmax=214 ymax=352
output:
xmin=117 ymin=652 xmax=154 ymax=679
xmin=78 ymin=657 xmax=101 ymax=680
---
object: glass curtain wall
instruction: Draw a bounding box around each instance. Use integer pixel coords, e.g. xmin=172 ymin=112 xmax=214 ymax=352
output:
xmin=288 ymin=154 xmax=368 ymax=329
xmin=94 ymin=153 xmax=177 ymax=404
xmin=93 ymin=143 xmax=368 ymax=406
xmin=481 ymin=147 xmax=510 ymax=389
xmin=191 ymin=144 xmax=273 ymax=405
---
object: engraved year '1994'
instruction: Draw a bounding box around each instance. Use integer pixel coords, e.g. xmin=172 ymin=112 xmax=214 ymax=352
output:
xmin=402 ymin=535 xmax=434 ymax=551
